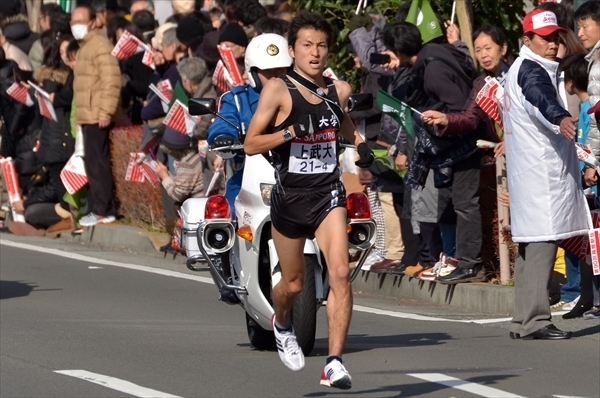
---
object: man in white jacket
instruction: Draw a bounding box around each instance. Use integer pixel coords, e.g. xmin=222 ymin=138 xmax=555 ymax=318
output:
xmin=503 ymin=9 xmax=589 ymax=340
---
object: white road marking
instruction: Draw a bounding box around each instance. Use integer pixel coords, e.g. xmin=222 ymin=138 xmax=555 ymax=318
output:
xmin=407 ymin=373 xmax=525 ymax=398
xmin=1 ymin=240 xmax=214 ymax=284
xmin=54 ymin=370 xmax=181 ymax=398
xmin=554 ymin=395 xmax=590 ymax=398
xmin=3 ymin=239 xmax=538 ymax=324
xmin=88 ymin=266 xmax=103 ymax=269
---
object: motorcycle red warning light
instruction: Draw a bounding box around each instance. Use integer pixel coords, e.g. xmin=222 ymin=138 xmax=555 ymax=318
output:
xmin=205 ymin=195 xmax=231 ymax=219
xmin=346 ymin=192 xmax=371 ymax=220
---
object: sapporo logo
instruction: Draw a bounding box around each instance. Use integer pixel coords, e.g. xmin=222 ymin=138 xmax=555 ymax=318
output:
xmin=267 ymin=44 xmax=279 ymax=56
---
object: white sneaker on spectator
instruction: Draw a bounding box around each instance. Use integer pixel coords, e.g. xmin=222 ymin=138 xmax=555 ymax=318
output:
xmin=272 ymin=315 xmax=304 ymax=371
xmin=562 ymin=296 xmax=580 ymax=311
xmin=433 ymin=254 xmax=459 ymax=280
xmin=320 ymin=359 xmax=352 ymax=389
xmin=361 ymin=251 xmax=384 ymax=271
xmin=79 ymin=213 xmax=116 ymax=227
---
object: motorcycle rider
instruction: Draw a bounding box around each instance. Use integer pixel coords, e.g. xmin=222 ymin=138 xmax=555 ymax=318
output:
xmin=243 ymin=13 xmax=373 ymax=389
xmin=207 ymin=33 xmax=292 ymax=214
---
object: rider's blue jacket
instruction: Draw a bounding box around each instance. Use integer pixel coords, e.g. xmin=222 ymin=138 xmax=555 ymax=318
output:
xmin=207 ymin=84 xmax=260 ymax=215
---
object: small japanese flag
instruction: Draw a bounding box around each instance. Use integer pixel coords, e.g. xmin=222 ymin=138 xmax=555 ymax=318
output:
xmin=6 ymin=83 xmax=33 ymax=106
xmin=163 ymin=100 xmax=196 ymax=136
xmin=111 ymin=30 xmax=148 ymax=60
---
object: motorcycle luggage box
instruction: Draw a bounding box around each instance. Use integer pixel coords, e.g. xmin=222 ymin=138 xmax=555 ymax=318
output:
xmin=180 ymin=197 xmax=209 ymax=258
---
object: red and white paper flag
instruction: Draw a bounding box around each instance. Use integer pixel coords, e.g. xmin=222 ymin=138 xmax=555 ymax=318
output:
xmin=0 ymin=157 xmax=25 ymax=222
xmin=323 ymin=68 xmax=339 ymax=80
xmin=157 ymin=79 xmax=173 ymax=101
xmin=575 ymin=143 xmax=600 ymax=173
xmin=142 ymin=47 xmax=156 ymax=70
xmin=28 ymin=80 xmax=57 ymax=122
xmin=212 ymin=61 xmax=232 ymax=93
xmin=34 ymin=91 xmax=57 ymax=122
xmin=6 ymin=82 xmax=33 ymax=106
xmin=140 ymin=159 xmax=160 ymax=187
xmin=111 ymin=30 xmax=149 ymax=60
xmin=561 ymin=209 xmax=600 ymax=275
xmin=163 ymin=100 xmax=196 ymax=136
xmin=60 ymin=155 xmax=88 ymax=194
xmin=217 ymin=45 xmax=243 ymax=87
xmin=125 ymin=152 xmax=146 ymax=183
xmin=476 ymin=76 xmax=503 ymax=128
xmin=149 ymin=84 xmax=170 ymax=105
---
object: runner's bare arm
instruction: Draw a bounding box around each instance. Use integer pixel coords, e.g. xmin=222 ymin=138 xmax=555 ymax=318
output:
xmin=334 ymin=80 xmax=365 ymax=147
xmin=244 ymin=79 xmax=291 ymax=155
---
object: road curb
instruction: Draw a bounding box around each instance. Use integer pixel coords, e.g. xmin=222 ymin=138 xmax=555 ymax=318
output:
xmin=56 ymin=223 xmax=514 ymax=315
xmin=352 ymin=270 xmax=514 ymax=315
xmin=59 ymin=224 xmax=169 ymax=254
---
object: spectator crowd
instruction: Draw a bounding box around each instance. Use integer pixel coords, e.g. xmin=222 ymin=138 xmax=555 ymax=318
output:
xmin=0 ymin=0 xmax=599 ymax=337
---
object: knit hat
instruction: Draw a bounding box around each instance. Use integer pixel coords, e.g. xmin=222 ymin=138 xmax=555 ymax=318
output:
xmin=218 ymin=23 xmax=248 ymax=47
xmin=176 ymin=15 xmax=205 ymax=46
xmin=161 ymin=127 xmax=193 ymax=150
xmin=195 ymin=30 xmax=221 ymax=65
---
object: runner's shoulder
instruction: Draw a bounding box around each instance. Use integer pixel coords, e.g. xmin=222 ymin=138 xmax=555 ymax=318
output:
xmin=332 ymin=79 xmax=351 ymax=100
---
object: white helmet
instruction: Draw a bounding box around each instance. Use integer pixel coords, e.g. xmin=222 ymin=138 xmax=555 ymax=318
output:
xmin=244 ymin=33 xmax=293 ymax=89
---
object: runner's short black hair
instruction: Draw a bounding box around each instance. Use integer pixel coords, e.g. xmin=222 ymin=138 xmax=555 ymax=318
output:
xmin=574 ymin=0 xmax=600 ymax=24
xmin=560 ymin=53 xmax=589 ymax=92
xmin=382 ymin=22 xmax=423 ymax=57
xmin=288 ymin=13 xmax=333 ymax=48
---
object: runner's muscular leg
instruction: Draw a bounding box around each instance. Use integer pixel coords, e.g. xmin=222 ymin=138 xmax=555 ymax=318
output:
xmin=315 ymin=207 xmax=352 ymax=357
xmin=271 ymin=225 xmax=306 ymax=329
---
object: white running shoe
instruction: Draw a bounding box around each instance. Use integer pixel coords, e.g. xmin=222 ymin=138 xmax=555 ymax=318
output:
xmin=79 ymin=213 xmax=116 ymax=227
xmin=320 ymin=359 xmax=352 ymax=390
xmin=361 ymin=251 xmax=384 ymax=271
xmin=562 ymin=296 xmax=580 ymax=311
xmin=272 ymin=315 xmax=304 ymax=371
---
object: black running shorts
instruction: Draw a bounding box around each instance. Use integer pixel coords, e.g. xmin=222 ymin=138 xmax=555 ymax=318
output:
xmin=271 ymin=181 xmax=347 ymax=239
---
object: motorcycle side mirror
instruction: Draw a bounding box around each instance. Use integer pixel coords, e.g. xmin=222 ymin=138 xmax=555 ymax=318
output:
xmin=189 ymin=97 xmax=241 ymax=132
xmin=189 ymin=98 xmax=217 ymax=116
xmin=347 ymin=93 xmax=373 ymax=113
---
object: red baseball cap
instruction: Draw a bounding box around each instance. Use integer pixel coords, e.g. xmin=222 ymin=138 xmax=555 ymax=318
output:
xmin=522 ymin=9 xmax=566 ymax=36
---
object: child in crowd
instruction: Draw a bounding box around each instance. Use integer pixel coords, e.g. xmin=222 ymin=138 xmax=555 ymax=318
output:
xmin=560 ymin=52 xmax=600 ymax=320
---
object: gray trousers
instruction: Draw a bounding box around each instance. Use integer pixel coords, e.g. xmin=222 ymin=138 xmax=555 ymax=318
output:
xmin=510 ymin=241 xmax=558 ymax=336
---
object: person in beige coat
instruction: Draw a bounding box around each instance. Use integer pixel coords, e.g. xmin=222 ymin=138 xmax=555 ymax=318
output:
xmin=71 ymin=4 xmax=121 ymax=227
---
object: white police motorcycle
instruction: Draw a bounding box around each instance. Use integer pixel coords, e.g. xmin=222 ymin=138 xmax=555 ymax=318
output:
xmin=179 ymin=89 xmax=375 ymax=356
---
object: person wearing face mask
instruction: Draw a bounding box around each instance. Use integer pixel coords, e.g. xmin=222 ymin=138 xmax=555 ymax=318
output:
xmin=501 ymin=9 xmax=588 ymax=340
xmin=70 ymin=5 xmax=121 ymax=227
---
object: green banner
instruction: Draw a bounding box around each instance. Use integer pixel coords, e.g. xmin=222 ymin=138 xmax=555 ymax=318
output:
xmin=406 ymin=0 xmax=444 ymax=44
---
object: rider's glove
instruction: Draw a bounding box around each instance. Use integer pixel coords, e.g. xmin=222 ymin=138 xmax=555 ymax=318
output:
xmin=292 ymin=114 xmax=318 ymax=138
xmin=213 ymin=134 xmax=236 ymax=148
xmin=355 ymin=142 xmax=375 ymax=169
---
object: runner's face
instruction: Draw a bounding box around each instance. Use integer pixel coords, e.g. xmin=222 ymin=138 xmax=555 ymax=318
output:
xmin=290 ymin=28 xmax=329 ymax=77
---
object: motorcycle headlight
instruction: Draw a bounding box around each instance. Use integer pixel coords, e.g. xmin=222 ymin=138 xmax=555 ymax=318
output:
xmin=260 ymin=183 xmax=273 ymax=206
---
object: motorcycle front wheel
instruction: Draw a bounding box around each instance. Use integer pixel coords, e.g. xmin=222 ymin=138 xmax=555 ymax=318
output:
xmin=246 ymin=312 xmax=276 ymax=350
xmin=292 ymin=254 xmax=318 ymax=356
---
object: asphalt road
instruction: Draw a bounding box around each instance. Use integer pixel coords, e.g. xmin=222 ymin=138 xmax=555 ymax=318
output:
xmin=1 ymin=235 xmax=599 ymax=398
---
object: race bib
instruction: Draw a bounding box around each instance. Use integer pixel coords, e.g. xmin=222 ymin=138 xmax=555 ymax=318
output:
xmin=289 ymin=129 xmax=337 ymax=174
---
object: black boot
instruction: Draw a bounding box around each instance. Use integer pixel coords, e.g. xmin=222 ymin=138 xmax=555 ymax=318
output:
xmin=563 ymin=260 xmax=594 ymax=319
